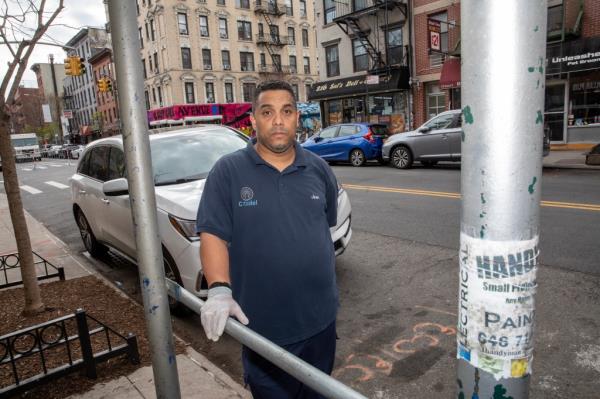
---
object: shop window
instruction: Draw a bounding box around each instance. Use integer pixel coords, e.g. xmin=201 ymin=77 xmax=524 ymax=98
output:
xmin=325 ymin=99 xmax=342 ymax=125
xmin=570 ymin=80 xmax=600 ymax=126
xmin=425 ymin=83 xmax=446 ymax=118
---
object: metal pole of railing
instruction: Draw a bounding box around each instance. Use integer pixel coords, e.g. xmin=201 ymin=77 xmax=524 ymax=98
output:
xmin=166 ymin=280 xmax=368 ymax=399
xmin=107 ymin=1 xmax=181 ymax=398
xmin=457 ymin=1 xmax=546 ymax=398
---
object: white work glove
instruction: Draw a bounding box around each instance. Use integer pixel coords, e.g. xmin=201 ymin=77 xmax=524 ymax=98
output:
xmin=201 ymin=286 xmax=249 ymax=341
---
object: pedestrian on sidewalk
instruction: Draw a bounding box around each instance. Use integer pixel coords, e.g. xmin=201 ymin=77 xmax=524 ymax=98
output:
xmin=196 ymin=80 xmax=339 ymax=399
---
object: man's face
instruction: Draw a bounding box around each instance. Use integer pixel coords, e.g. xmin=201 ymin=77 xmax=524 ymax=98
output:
xmin=250 ymin=89 xmax=299 ymax=154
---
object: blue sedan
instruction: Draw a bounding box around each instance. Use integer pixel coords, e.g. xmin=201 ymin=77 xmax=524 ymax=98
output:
xmin=301 ymin=123 xmax=390 ymax=166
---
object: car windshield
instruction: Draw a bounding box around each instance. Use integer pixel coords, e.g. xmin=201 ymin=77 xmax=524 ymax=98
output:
xmin=151 ymin=129 xmax=247 ymax=186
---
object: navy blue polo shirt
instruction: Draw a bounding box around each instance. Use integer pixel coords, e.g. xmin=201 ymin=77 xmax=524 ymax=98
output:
xmin=196 ymin=139 xmax=339 ymax=345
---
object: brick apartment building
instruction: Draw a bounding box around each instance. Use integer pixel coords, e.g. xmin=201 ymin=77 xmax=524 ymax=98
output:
xmin=9 ymin=87 xmax=45 ymax=134
xmin=88 ymin=48 xmax=120 ymax=137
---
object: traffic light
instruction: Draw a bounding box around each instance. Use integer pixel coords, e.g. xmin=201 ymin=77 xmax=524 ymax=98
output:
xmin=98 ymin=78 xmax=107 ymax=92
xmin=107 ymin=78 xmax=113 ymax=92
xmin=64 ymin=58 xmax=74 ymax=76
xmin=78 ymin=57 xmax=86 ymax=76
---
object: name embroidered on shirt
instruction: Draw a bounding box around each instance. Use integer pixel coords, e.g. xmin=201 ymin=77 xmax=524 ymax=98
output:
xmin=311 ymin=194 xmax=320 ymax=200
xmin=239 ymin=199 xmax=258 ymax=207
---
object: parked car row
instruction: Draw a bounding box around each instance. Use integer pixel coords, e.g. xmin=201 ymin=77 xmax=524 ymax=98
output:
xmin=302 ymin=110 xmax=551 ymax=169
xmin=42 ymin=144 xmax=85 ymax=159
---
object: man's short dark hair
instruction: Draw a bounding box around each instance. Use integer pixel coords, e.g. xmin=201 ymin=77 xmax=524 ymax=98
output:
xmin=252 ymin=80 xmax=297 ymax=113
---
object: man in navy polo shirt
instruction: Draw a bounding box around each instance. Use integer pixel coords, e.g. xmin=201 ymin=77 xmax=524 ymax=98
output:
xmin=196 ymin=80 xmax=339 ymax=399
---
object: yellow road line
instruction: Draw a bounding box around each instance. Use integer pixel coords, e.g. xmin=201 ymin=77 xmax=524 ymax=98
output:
xmin=343 ymin=184 xmax=600 ymax=212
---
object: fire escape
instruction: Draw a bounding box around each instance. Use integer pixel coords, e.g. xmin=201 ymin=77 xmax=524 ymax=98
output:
xmin=254 ymin=0 xmax=289 ymax=77
xmin=333 ymin=0 xmax=407 ymax=74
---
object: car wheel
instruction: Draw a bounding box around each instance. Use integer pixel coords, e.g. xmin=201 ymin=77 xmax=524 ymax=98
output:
xmin=421 ymin=160 xmax=438 ymax=167
xmin=391 ymin=146 xmax=413 ymax=169
xmin=75 ymin=209 xmax=108 ymax=258
xmin=163 ymin=248 xmax=191 ymax=316
xmin=349 ymin=149 xmax=366 ymax=167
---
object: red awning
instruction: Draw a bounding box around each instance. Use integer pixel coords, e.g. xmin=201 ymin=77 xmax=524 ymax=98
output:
xmin=81 ymin=125 xmax=92 ymax=136
xmin=440 ymin=57 xmax=461 ymax=89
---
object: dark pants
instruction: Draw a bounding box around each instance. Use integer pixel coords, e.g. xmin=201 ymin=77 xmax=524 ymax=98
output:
xmin=242 ymin=321 xmax=336 ymax=399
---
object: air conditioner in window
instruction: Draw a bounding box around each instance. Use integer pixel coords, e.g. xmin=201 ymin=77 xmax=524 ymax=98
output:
xmin=223 ymin=64 xmax=231 ymax=70
xmin=204 ymin=64 xmax=212 ymax=70
xmin=220 ymin=33 xmax=228 ymax=39
xmin=241 ymin=65 xmax=248 ymax=71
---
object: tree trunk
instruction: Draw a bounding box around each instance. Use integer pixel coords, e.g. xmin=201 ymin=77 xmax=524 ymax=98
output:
xmin=0 ymin=110 xmax=44 ymax=315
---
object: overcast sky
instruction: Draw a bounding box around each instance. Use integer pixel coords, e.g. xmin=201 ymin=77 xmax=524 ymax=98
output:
xmin=1 ymin=0 xmax=106 ymax=88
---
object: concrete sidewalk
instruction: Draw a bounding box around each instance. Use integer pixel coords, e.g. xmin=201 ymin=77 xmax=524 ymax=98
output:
xmin=0 ymin=193 xmax=250 ymax=399
xmin=543 ymin=149 xmax=600 ymax=169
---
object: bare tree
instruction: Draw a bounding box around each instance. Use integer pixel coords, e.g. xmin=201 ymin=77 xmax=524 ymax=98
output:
xmin=0 ymin=0 xmax=64 ymax=315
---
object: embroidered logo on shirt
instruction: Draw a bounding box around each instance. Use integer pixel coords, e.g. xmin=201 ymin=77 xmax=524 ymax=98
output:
xmin=311 ymin=194 xmax=320 ymax=200
xmin=239 ymin=187 xmax=258 ymax=207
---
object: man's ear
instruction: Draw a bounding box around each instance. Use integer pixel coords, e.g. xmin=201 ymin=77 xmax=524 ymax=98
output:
xmin=250 ymin=113 xmax=257 ymax=131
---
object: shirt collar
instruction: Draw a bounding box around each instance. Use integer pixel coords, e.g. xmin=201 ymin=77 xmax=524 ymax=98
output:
xmin=245 ymin=137 xmax=308 ymax=167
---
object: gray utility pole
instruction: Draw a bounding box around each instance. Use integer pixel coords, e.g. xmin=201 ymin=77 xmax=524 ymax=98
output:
xmin=49 ymin=54 xmax=63 ymax=144
xmin=107 ymin=1 xmax=181 ymax=398
xmin=457 ymin=1 xmax=546 ymax=398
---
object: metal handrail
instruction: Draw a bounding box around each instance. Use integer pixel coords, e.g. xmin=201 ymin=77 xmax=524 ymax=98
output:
xmin=165 ymin=279 xmax=368 ymax=399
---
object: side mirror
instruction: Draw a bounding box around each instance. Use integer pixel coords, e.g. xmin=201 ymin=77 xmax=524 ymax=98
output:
xmin=418 ymin=126 xmax=431 ymax=133
xmin=314 ymin=136 xmax=323 ymax=142
xmin=103 ymin=178 xmax=129 ymax=196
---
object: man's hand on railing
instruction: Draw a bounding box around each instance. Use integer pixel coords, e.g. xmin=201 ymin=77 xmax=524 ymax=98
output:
xmin=200 ymin=286 xmax=249 ymax=341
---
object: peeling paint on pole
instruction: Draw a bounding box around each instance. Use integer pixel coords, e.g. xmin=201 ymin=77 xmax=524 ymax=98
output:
xmin=457 ymin=234 xmax=539 ymax=380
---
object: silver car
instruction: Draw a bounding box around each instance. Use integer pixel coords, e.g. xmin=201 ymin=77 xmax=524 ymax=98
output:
xmin=382 ymin=110 xmax=462 ymax=169
xmin=70 ymin=126 xmax=353 ymax=313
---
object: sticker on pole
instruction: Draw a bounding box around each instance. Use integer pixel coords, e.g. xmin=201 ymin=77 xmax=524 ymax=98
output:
xmin=457 ymin=233 xmax=539 ymax=380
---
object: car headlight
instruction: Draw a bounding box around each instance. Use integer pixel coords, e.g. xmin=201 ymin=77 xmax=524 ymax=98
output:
xmin=168 ymin=214 xmax=200 ymax=242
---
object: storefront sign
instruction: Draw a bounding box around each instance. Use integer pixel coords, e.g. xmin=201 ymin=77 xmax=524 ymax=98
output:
xmin=547 ymin=36 xmax=600 ymax=74
xmin=308 ymin=67 xmax=410 ymax=101
xmin=63 ymin=110 xmax=73 ymax=119
xmin=428 ymin=19 xmax=441 ymax=52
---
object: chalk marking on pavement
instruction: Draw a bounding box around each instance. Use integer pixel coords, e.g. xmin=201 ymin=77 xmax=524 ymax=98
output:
xmin=343 ymin=184 xmax=600 ymax=212
xmin=20 ymin=185 xmax=42 ymax=194
xmin=45 ymin=181 xmax=69 ymax=189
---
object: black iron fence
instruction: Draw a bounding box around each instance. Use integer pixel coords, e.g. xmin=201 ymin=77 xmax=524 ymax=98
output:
xmin=0 ymin=251 xmax=65 ymax=289
xmin=0 ymin=309 xmax=139 ymax=398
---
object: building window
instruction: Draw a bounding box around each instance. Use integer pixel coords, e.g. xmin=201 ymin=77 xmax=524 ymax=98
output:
xmin=243 ymin=83 xmax=256 ymax=102
xmin=260 ymin=53 xmax=266 ymax=67
xmin=225 ymin=82 xmax=234 ymax=102
xmin=139 ymin=27 xmax=144 ymax=48
xmin=325 ymin=45 xmax=339 ymax=77
xmin=185 ymin=82 xmax=195 ymax=104
xmin=291 ymin=84 xmax=299 ymax=101
xmin=205 ymin=82 xmax=215 ymax=103
xmin=136 ymin=0 xmax=140 ymax=15
xmin=287 ymin=27 xmax=295 ymax=45
xmin=272 ymin=54 xmax=281 ymax=70
xmin=324 ymin=0 xmax=335 ymax=24
xmin=570 ymin=80 xmax=600 ymax=126
xmin=302 ymin=29 xmax=309 ymax=47
xmin=178 ymin=13 xmax=189 ymax=35
xmin=200 ymin=15 xmax=209 ymax=37
xmin=219 ymin=18 xmax=228 ymax=39
xmin=305 ymin=83 xmax=311 ymax=100
xmin=202 ymin=49 xmax=212 ymax=70
xmin=289 ymin=55 xmax=297 ymax=73
xmin=181 ymin=47 xmax=192 ymax=69
xmin=217 ymin=0 xmax=225 ymax=5
xmin=303 ymin=56 xmax=310 ymax=74
xmin=222 ymin=50 xmax=231 ymax=70
xmin=237 ymin=20 xmax=252 ymax=40
xmin=426 ymin=83 xmax=446 ymax=118
xmin=236 ymin=0 xmax=250 ymax=8
xmin=240 ymin=51 xmax=255 ymax=71
xmin=285 ymin=0 xmax=293 ymax=16
xmin=547 ymin=4 xmax=563 ymax=36
xmin=353 ymin=39 xmax=369 ymax=72
xmin=152 ymin=87 xmax=156 ymax=104
xmin=269 ymin=24 xmax=279 ymax=42
xmin=299 ymin=0 xmax=307 ymax=17
xmin=150 ymin=19 xmax=155 ymax=41
xmin=429 ymin=12 xmax=447 ymax=67
xmin=157 ymin=86 xmax=163 ymax=106
xmin=145 ymin=22 xmax=149 ymax=39
xmin=387 ymin=26 xmax=403 ymax=65
xmin=148 ymin=57 xmax=153 ymax=74
xmin=153 ymin=52 xmax=159 ymax=73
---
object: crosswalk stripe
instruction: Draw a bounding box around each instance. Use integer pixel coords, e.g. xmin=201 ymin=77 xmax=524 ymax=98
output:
xmin=37 ymin=166 xmax=48 ymax=169
xmin=49 ymin=164 xmax=63 ymax=167
xmin=45 ymin=181 xmax=69 ymax=189
xmin=20 ymin=185 xmax=42 ymax=194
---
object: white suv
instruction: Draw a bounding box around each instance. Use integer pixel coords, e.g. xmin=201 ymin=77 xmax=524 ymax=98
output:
xmin=70 ymin=126 xmax=352 ymax=313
